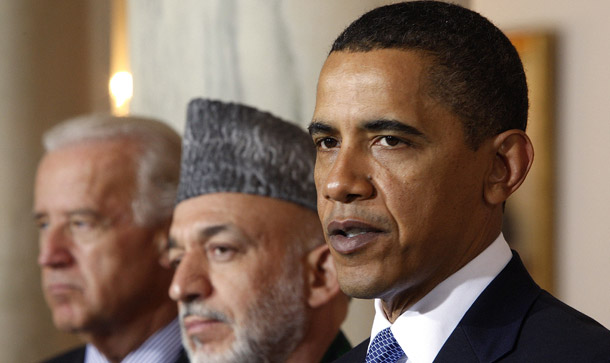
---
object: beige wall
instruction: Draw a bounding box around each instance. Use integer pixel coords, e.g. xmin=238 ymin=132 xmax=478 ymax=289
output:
xmin=472 ymin=0 xmax=610 ymax=328
xmin=0 ymin=1 xmax=110 ymax=361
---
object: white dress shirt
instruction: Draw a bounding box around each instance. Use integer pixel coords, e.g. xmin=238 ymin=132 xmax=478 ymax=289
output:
xmin=85 ymin=317 xmax=183 ymax=363
xmin=368 ymin=233 xmax=512 ymax=363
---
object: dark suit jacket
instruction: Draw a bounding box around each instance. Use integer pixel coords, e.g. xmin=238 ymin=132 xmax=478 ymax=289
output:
xmin=42 ymin=346 xmax=189 ymax=363
xmin=334 ymin=252 xmax=610 ymax=362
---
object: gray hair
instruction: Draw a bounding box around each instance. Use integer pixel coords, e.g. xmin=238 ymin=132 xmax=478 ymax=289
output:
xmin=43 ymin=114 xmax=181 ymax=226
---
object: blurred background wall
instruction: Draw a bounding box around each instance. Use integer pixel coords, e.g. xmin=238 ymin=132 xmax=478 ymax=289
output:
xmin=471 ymin=0 xmax=610 ymax=338
xmin=0 ymin=1 xmax=111 ymax=361
xmin=1 ymin=0 xmax=608 ymax=361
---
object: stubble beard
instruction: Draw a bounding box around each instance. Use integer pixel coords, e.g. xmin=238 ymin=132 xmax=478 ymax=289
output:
xmin=182 ymin=262 xmax=307 ymax=363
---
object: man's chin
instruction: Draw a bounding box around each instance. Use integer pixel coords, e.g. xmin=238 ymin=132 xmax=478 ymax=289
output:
xmin=189 ymin=338 xmax=235 ymax=356
xmin=183 ymin=326 xmax=243 ymax=363
xmin=50 ymin=303 xmax=89 ymax=333
xmin=186 ymin=341 xmax=248 ymax=363
xmin=337 ymin=267 xmax=386 ymax=299
xmin=53 ymin=316 xmax=86 ymax=334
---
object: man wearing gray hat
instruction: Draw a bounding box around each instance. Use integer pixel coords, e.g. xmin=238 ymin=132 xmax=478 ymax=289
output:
xmin=167 ymin=99 xmax=351 ymax=363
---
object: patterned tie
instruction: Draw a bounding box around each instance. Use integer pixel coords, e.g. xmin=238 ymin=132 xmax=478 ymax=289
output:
xmin=365 ymin=327 xmax=404 ymax=363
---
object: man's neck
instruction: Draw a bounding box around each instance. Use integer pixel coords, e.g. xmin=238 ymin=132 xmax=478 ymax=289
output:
xmin=83 ymin=301 xmax=177 ymax=363
xmin=381 ymin=225 xmax=503 ymax=323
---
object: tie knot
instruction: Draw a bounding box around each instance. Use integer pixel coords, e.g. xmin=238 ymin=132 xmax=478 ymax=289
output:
xmin=366 ymin=327 xmax=404 ymax=363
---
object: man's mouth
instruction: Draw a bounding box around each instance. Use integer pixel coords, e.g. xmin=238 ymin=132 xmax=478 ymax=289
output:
xmin=183 ymin=315 xmax=223 ymax=332
xmin=46 ymin=283 xmax=79 ymax=292
xmin=43 ymin=275 xmax=82 ymax=295
xmin=180 ymin=307 xmax=233 ymax=348
xmin=332 ymin=228 xmax=373 ymax=238
xmin=327 ymin=220 xmax=384 ymax=254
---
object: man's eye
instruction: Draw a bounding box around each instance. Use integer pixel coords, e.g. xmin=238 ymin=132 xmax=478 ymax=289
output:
xmin=67 ymin=217 xmax=103 ymax=242
xmin=69 ymin=219 xmax=93 ymax=230
xmin=36 ymin=220 xmax=49 ymax=231
xmin=207 ymin=245 xmax=236 ymax=262
xmin=316 ymin=137 xmax=339 ymax=149
xmin=378 ymin=136 xmax=406 ymax=147
xmin=169 ymin=257 xmax=182 ymax=269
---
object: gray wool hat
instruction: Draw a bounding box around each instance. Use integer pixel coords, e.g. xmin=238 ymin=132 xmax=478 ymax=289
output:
xmin=176 ymin=98 xmax=317 ymax=211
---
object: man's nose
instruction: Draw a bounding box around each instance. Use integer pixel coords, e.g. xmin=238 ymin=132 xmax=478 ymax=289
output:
xmin=319 ymin=146 xmax=374 ymax=204
xmin=169 ymin=250 xmax=213 ymax=303
xmin=38 ymin=225 xmax=74 ymax=268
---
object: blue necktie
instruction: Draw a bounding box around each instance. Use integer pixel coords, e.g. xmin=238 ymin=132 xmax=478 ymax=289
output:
xmin=365 ymin=327 xmax=404 ymax=363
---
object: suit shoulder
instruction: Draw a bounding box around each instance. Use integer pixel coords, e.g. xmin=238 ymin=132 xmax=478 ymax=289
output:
xmin=513 ymin=290 xmax=610 ymax=360
xmin=333 ymin=338 xmax=369 ymax=363
xmin=41 ymin=346 xmax=86 ymax=363
xmin=528 ymin=290 xmax=610 ymax=336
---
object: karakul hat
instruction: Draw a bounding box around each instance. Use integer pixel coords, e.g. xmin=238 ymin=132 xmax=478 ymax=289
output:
xmin=176 ymin=98 xmax=317 ymax=211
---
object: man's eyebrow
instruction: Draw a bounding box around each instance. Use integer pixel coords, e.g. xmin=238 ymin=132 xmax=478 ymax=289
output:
xmin=202 ymin=224 xmax=254 ymax=247
xmin=308 ymin=119 xmax=426 ymax=140
xmin=308 ymin=120 xmax=335 ymax=136
xmin=200 ymin=225 xmax=229 ymax=239
xmin=32 ymin=209 xmax=99 ymax=221
xmin=66 ymin=209 xmax=100 ymax=218
xmin=363 ymin=119 xmax=425 ymax=137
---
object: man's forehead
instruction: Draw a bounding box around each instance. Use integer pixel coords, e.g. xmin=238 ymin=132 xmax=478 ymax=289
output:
xmin=312 ymin=50 xmax=444 ymax=136
xmin=35 ymin=144 xmax=136 ymax=214
xmin=171 ymin=194 xmax=267 ymax=239
xmin=320 ymin=49 xmax=428 ymax=81
xmin=168 ymin=222 xmax=247 ymax=248
xmin=171 ymin=193 xmax=308 ymax=246
xmin=40 ymin=140 xmax=135 ymax=177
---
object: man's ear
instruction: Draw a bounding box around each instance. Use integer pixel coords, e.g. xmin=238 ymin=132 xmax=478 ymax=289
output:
xmin=484 ymin=129 xmax=534 ymax=205
xmin=305 ymin=244 xmax=341 ymax=309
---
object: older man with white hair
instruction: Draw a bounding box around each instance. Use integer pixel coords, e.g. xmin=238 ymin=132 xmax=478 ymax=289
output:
xmin=34 ymin=115 xmax=188 ymax=363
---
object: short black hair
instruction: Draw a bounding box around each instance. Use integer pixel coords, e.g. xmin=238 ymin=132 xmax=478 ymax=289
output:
xmin=331 ymin=1 xmax=528 ymax=149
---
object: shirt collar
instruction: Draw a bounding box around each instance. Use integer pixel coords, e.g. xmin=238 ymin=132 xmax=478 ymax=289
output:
xmin=369 ymin=233 xmax=512 ymax=363
xmin=85 ymin=317 xmax=182 ymax=363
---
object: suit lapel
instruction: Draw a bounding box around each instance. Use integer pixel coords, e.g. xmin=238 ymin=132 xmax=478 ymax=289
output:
xmin=435 ymin=251 xmax=541 ymax=363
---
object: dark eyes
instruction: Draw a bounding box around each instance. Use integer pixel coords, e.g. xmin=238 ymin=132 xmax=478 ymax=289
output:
xmin=315 ymin=137 xmax=339 ymax=150
xmin=168 ymin=242 xmax=239 ymax=270
xmin=314 ymin=135 xmax=409 ymax=150
xmin=378 ymin=136 xmax=402 ymax=147
xmin=169 ymin=256 xmax=182 ymax=269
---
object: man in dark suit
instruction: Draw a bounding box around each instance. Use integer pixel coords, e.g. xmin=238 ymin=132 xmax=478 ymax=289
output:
xmin=167 ymin=99 xmax=351 ymax=363
xmin=308 ymin=1 xmax=610 ymax=362
xmin=34 ymin=115 xmax=188 ymax=363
